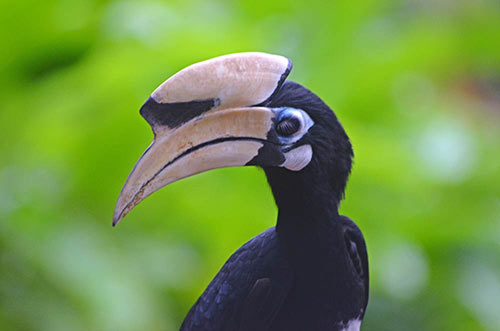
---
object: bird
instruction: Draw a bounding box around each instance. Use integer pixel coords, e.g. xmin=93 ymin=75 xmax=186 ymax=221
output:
xmin=113 ymin=52 xmax=369 ymax=331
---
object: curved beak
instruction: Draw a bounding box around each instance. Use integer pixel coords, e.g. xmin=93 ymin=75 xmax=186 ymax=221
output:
xmin=113 ymin=52 xmax=292 ymax=225
xmin=113 ymin=107 xmax=284 ymax=225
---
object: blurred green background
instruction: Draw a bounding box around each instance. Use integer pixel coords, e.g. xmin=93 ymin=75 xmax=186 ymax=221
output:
xmin=1 ymin=0 xmax=500 ymax=330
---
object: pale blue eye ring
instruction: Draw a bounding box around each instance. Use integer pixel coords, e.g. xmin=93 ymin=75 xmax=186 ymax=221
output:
xmin=273 ymin=107 xmax=314 ymax=145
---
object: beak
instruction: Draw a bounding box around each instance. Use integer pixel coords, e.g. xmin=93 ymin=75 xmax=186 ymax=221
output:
xmin=113 ymin=53 xmax=292 ymax=225
xmin=113 ymin=106 xmax=284 ymax=225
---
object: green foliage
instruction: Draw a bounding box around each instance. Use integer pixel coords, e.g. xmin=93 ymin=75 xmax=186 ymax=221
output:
xmin=1 ymin=0 xmax=500 ymax=330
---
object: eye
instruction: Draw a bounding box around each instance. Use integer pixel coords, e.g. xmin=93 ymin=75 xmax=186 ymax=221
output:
xmin=273 ymin=107 xmax=314 ymax=144
xmin=276 ymin=114 xmax=302 ymax=137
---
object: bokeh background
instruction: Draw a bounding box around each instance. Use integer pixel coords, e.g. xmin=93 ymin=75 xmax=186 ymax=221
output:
xmin=1 ymin=0 xmax=500 ymax=330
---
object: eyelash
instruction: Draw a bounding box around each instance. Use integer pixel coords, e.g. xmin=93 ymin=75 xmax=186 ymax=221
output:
xmin=276 ymin=116 xmax=301 ymax=137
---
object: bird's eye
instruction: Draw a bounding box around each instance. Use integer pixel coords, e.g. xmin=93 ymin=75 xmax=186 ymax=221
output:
xmin=276 ymin=115 xmax=301 ymax=137
xmin=273 ymin=108 xmax=313 ymax=144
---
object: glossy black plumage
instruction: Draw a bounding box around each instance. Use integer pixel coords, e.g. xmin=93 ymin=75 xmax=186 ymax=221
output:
xmin=181 ymin=82 xmax=369 ymax=331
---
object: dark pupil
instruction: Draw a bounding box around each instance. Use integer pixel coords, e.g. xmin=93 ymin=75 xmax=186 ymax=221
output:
xmin=276 ymin=117 xmax=301 ymax=137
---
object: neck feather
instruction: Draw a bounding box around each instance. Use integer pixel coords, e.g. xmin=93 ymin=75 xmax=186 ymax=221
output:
xmin=264 ymin=166 xmax=342 ymax=231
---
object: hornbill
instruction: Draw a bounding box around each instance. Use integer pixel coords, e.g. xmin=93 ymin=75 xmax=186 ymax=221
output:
xmin=113 ymin=53 xmax=369 ymax=331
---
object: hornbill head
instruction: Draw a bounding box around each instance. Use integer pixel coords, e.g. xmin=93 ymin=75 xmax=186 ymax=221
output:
xmin=113 ymin=52 xmax=352 ymax=225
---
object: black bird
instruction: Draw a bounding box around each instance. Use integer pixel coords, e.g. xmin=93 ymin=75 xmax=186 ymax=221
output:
xmin=114 ymin=53 xmax=369 ymax=331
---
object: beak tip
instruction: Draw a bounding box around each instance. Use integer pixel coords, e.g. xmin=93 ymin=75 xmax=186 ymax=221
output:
xmin=112 ymin=206 xmax=124 ymax=227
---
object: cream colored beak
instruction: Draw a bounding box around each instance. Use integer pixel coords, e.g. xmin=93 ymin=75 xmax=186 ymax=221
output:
xmin=113 ymin=52 xmax=292 ymax=225
xmin=113 ymin=107 xmax=283 ymax=225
